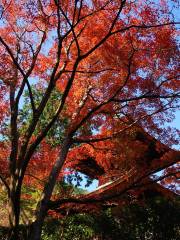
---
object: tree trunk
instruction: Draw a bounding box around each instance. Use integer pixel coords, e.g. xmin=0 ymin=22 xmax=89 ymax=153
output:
xmin=28 ymin=221 xmax=43 ymax=240
xmin=28 ymin=137 xmax=71 ymax=240
xmin=8 ymin=177 xmax=21 ymax=240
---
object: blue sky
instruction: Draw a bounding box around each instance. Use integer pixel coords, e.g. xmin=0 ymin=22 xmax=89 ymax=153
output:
xmin=172 ymin=111 xmax=180 ymax=150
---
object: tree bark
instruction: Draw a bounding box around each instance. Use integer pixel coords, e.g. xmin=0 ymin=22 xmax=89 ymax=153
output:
xmin=28 ymin=137 xmax=71 ymax=240
xmin=8 ymin=176 xmax=21 ymax=240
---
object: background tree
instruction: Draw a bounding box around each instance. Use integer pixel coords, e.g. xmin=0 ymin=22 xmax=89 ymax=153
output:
xmin=0 ymin=0 xmax=179 ymax=239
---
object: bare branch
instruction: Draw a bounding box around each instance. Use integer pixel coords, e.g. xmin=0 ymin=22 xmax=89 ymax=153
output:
xmin=25 ymin=173 xmax=46 ymax=185
xmin=81 ymin=0 xmax=126 ymax=60
xmin=58 ymin=4 xmax=81 ymax=56
xmin=64 ymin=68 xmax=118 ymax=74
xmin=21 ymin=58 xmax=80 ymax=173
xmin=135 ymin=171 xmax=180 ymax=189
xmin=69 ymin=48 xmax=134 ymax=134
xmin=73 ymin=99 xmax=178 ymax=144
xmin=113 ymin=92 xmax=180 ymax=103
xmin=16 ymin=31 xmax=47 ymax=114
xmin=112 ymin=22 xmax=180 ymax=35
xmin=0 ymin=36 xmax=26 ymax=77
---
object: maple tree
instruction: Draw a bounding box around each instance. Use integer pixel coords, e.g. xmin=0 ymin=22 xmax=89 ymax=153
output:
xmin=0 ymin=0 xmax=180 ymax=239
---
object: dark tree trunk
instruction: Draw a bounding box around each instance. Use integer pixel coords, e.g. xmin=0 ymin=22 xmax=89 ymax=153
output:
xmin=8 ymin=177 xmax=21 ymax=240
xmin=27 ymin=137 xmax=71 ymax=240
xmin=28 ymin=221 xmax=43 ymax=240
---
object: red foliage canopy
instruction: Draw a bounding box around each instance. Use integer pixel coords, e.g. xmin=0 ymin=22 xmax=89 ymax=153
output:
xmin=0 ymin=0 xmax=179 ymax=234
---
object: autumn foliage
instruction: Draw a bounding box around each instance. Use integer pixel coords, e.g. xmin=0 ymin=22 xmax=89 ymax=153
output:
xmin=0 ymin=1 xmax=180 ymax=239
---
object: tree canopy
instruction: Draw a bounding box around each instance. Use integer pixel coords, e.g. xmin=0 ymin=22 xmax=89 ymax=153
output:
xmin=0 ymin=0 xmax=179 ymax=239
